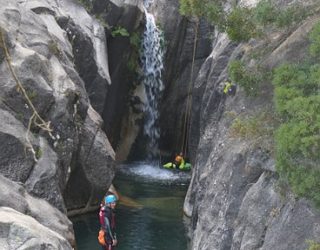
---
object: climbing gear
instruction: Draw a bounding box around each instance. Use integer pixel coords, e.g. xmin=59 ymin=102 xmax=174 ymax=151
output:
xmin=223 ymin=81 xmax=237 ymax=96
xmin=163 ymin=161 xmax=191 ymax=171
xmin=99 ymin=205 xmax=106 ymax=227
xmin=181 ymin=20 xmax=199 ymax=157
xmin=105 ymin=195 xmax=117 ymax=204
xmin=223 ymin=82 xmax=232 ymax=94
xmin=98 ymin=229 xmax=106 ymax=245
xmin=179 ymin=162 xmax=191 ymax=171
xmin=163 ymin=162 xmax=176 ymax=169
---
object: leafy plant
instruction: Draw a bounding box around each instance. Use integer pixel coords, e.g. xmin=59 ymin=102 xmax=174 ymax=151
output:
xmin=307 ymin=240 xmax=320 ymax=250
xmin=26 ymin=90 xmax=37 ymax=102
xmin=230 ymin=112 xmax=275 ymax=141
xmin=179 ymin=0 xmax=226 ymax=32
xmin=179 ymin=0 xmax=208 ymax=17
xmin=272 ymin=23 xmax=320 ymax=206
xmin=127 ymin=32 xmax=142 ymax=73
xmin=228 ymin=60 xmax=265 ymax=96
xmin=309 ymin=22 xmax=320 ymax=58
xmin=254 ymin=0 xmax=277 ymax=26
xmin=179 ymin=0 xmax=311 ymax=42
xmin=111 ymin=26 xmax=130 ymax=37
xmin=275 ymin=4 xmax=307 ymax=28
xmin=48 ymin=40 xmax=61 ymax=57
xmin=129 ymin=32 xmax=141 ymax=49
xmin=226 ymin=7 xmax=257 ymax=42
xmin=35 ymin=148 xmax=42 ymax=160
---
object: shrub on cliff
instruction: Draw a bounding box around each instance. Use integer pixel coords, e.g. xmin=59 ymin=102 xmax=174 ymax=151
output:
xmin=228 ymin=60 xmax=265 ymax=96
xmin=272 ymin=22 xmax=320 ymax=206
xmin=179 ymin=0 xmax=310 ymax=42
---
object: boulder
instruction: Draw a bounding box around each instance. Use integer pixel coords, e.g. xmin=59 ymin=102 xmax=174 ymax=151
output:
xmin=0 ymin=0 xmax=115 ymax=213
xmin=100 ymin=0 xmax=145 ymax=154
xmin=64 ymin=106 xmax=115 ymax=213
xmin=0 ymin=175 xmax=75 ymax=248
xmin=0 ymin=207 xmax=72 ymax=250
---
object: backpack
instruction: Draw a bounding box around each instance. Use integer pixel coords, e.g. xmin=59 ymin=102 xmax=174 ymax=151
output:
xmin=98 ymin=229 xmax=106 ymax=245
xmin=98 ymin=205 xmax=106 ymax=245
xmin=99 ymin=205 xmax=105 ymax=227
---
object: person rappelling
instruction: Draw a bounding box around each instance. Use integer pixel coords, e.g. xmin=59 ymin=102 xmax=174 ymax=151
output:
xmin=174 ymin=152 xmax=185 ymax=167
xmin=163 ymin=152 xmax=191 ymax=171
xmin=163 ymin=20 xmax=199 ymax=173
xmin=223 ymin=80 xmax=237 ymax=96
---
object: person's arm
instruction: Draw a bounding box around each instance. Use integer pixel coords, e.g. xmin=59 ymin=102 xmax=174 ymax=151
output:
xmin=181 ymin=157 xmax=185 ymax=165
xmin=104 ymin=215 xmax=115 ymax=241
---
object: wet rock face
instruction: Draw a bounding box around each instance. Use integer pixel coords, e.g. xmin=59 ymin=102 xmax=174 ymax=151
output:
xmin=99 ymin=0 xmax=145 ymax=153
xmin=64 ymin=107 xmax=115 ymax=212
xmin=146 ymin=0 xmax=214 ymax=156
xmin=0 ymin=116 xmax=35 ymax=183
xmin=0 ymin=0 xmax=115 ymax=247
xmin=0 ymin=0 xmax=115 ymax=212
xmin=57 ymin=16 xmax=109 ymax=115
xmin=183 ymin=11 xmax=320 ymax=250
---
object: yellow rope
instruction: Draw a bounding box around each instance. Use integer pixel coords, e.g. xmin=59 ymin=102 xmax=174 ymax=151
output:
xmin=181 ymin=20 xmax=199 ymax=156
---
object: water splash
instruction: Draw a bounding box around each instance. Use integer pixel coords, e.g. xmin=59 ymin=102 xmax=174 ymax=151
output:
xmin=141 ymin=5 xmax=164 ymax=159
xmin=117 ymin=162 xmax=191 ymax=184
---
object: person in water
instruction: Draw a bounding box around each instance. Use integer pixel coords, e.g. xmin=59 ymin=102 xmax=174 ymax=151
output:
xmin=174 ymin=152 xmax=185 ymax=168
xmin=101 ymin=194 xmax=118 ymax=250
xmin=163 ymin=152 xmax=191 ymax=170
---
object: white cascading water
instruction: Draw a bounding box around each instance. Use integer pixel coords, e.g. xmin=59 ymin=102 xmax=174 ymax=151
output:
xmin=143 ymin=0 xmax=154 ymax=9
xmin=141 ymin=2 xmax=164 ymax=159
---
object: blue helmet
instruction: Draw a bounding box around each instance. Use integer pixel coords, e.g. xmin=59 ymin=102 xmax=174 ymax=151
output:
xmin=105 ymin=194 xmax=117 ymax=204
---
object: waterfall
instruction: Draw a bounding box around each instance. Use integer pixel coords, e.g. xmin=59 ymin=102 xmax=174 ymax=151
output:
xmin=141 ymin=3 xmax=164 ymax=160
xmin=143 ymin=0 xmax=154 ymax=9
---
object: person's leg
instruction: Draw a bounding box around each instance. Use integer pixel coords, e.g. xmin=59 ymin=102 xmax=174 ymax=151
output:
xmin=106 ymin=242 xmax=113 ymax=250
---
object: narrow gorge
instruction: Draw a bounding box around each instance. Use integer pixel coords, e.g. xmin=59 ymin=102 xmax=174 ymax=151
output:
xmin=0 ymin=0 xmax=319 ymax=249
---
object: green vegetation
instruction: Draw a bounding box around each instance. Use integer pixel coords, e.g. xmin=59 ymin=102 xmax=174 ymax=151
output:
xmin=226 ymin=7 xmax=257 ymax=42
xmin=309 ymin=23 xmax=320 ymax=57
xmin=253 ymin=0 xmax=277 ymax=26
xmin=228 ymin=60 xmax=267 ymax=96
xmin=275 ymin=4 xmax=307 ymax=28
xmin=26 ymin=90 xmax=37 ymax=102
xmin=35 ymin=148 xmax=42 ymax=160
xmin=111 ymin=26 xmax=130 ymax=37
xmin=307 ymin=240 xmax=320 ymax=250
xmin=179 ymin=0 xmax=226 ymax=30
xmin=272 ymin=22 xmax=320 ymax=207
xmin=230 ymin=112 xmax=275 ymax=143
xmin=129 ymin=32 xmax=141 ymax=49
xmin=254 ymin=0 xmax=307 ymax=28
xmin=179 ymin=0 xmax=309 ymax=42
xmin=127 ymin=32 xmax=141 ymax=73
xmin=48 ymin=40 xmax=61 ymax=58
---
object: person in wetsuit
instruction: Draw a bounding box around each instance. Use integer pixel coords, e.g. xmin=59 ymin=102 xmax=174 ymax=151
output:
xmin=102 ymin=194 xmax=118 ymax=250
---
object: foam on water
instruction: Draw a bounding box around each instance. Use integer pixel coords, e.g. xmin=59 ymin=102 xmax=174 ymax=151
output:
xmin=117 ymin=162 xmax=190 ymax=184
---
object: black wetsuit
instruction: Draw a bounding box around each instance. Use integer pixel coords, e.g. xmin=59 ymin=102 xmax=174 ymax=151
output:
xmin=102 ymin=206 xmax=116 ymax=250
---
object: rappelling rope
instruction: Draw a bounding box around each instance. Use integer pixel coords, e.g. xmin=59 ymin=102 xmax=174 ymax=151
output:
xmin=181 ymin=19 xmax=199 ymax=157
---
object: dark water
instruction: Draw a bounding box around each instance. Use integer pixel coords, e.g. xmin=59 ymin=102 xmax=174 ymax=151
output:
xmin=72 ymin=163 xmax=190 ymax=250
